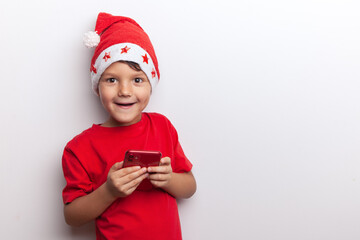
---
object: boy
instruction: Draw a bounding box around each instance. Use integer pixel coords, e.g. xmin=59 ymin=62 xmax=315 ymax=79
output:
xmin=62 ymin=12 xmax=196 ymax=239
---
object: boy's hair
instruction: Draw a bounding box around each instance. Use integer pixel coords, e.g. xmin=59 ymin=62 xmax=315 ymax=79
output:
xmin=119 ymin=60 xmax=142 ymax=72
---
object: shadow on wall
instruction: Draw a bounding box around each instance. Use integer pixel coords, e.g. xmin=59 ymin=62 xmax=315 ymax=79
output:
xmin=67 ymin=222 xmax=96 ymax=239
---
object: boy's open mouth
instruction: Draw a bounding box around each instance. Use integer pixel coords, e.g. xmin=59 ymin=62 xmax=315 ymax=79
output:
xmin=115 ymin=102 xmax=135 ymax=107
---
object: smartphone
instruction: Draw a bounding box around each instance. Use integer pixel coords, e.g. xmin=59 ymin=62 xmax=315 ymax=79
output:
xmin=123 ymin=150 xmax=162 ymax=191
xmin=123 ymin=150 xmax=162 ymax=168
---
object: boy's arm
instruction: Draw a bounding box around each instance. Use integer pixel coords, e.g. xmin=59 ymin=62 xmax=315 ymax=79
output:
xmin=148 ymin=157 xmax=196 ymax=199
xmin=64 ymin=182 xmax=116 ymax=226
xmin=162 ymin=171 xmax=196 ymax=199
xmin=64 ymin=162 xmax=148 ymax=226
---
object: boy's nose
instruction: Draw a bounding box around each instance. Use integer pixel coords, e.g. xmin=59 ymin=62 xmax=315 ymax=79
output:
xmin=118 ymin=82 xmax=132 ymax=97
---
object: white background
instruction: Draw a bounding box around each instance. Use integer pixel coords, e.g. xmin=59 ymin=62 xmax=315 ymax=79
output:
xmin=1 ymin=0 xmax=359 ymax=239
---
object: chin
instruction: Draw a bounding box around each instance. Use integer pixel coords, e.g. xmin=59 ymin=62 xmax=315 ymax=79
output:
xmin=112 ymin=115 xmax=140 ymax=126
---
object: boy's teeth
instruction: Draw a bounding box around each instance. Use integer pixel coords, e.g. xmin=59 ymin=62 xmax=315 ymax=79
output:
xmin=117 ymin=103 xmax=133 ymax=106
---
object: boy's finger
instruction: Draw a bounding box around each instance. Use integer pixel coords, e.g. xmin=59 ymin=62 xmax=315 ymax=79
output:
xmin=121 ymin=172 xmax=149 ymax=194
xmin=109 ymin=162 xmax=123 ymax=173
xmin=112 ymin=165 xmax=143 ymax=179
xmin=120 ymin=165 xmax=142 ymax=173
xmin=160 ymin=157 xmax=171 ymax=165
xmin=128 ymin=172 xmax=149 ymax=188
xmin=148 ymin=173 xmax=165 ymax=181
xmin=147 ymin=166 xmax=159 ymax=173
xmin=147 ymin=165 xmax=170 ymax=173
xmin=121 ymin=167 xmax=147 ymax=182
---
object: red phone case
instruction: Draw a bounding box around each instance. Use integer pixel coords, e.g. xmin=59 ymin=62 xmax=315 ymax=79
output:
xmin=123 ymin=150 xmax=162 ymax=191
xmin=123 ymin=150 xmax=162 ymax=168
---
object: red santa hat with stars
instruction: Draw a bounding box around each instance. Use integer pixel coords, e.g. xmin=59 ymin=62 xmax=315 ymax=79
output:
xmin=83 ymin=12 xmax=160 ymax=94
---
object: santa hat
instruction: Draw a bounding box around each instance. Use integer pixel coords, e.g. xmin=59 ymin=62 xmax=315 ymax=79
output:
xmin=83 ymin=12 xmax=160 ymax=94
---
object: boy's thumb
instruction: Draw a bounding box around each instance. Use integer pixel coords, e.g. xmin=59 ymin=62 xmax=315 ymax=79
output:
xmin=110 ymin=162 xmax=123 ymax=172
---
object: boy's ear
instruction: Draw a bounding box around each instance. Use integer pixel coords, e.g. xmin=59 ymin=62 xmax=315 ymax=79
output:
xmin=96 ymin=86 xmax=100 ymax=96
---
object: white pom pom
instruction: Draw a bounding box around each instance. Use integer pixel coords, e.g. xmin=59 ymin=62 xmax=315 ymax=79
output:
xmin=83 ymin=31 xmax=100 ymax=48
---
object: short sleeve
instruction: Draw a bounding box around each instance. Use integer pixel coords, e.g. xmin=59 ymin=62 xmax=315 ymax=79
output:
xmin=173 ymin=139 xmax=193 ymax=173
xmin=167 ymin=120 xmax=193 ymax=173
xmin=62 ymin=146 xmax=93 ymax=204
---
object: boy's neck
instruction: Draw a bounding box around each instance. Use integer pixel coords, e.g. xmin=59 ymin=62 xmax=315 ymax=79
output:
xmin=101 ymin=114 xmax=143 ymax=127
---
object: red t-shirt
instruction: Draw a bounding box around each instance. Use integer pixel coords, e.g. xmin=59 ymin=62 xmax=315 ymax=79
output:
xmin=62 ymin=112 xmax=192 ymax=240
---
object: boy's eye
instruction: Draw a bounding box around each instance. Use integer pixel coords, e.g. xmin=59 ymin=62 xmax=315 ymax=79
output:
xmin=106 ymin=78 xmax=117 ymax=83
xmin=134 ymin=78 xmax=143 ymax=83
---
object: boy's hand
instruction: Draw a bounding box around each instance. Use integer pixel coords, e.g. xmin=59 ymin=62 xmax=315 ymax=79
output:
xmin=105 ymin=161 xmax=149 ymax=198
xmin=147 ymin=157 xmax=173 ymax=188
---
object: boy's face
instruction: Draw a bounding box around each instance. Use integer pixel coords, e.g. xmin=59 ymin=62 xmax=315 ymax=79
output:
xmin=97 ymin=62 xmax=151 ymax=127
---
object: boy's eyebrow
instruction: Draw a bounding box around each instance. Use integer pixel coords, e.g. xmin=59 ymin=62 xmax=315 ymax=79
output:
xmin=133 ymin=72 xmax=147 ymax=78
xmin=100 ymin=72 xmax=115 ymax=77
xmin=100 ymin=71 xmax=147 ymax=79
xmin=99 ymin=73 xmax=115 ymax=80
